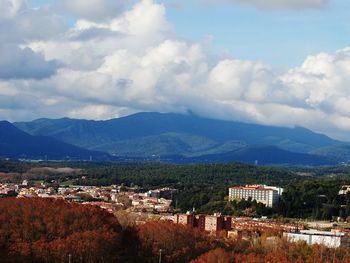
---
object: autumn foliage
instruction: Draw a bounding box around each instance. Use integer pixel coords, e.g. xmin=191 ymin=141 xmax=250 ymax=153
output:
xmin=0 ymin=198 xmax=122 ymax=262
xmin=137 ymin=220 xmax=211 ymax=262
xmin=1 ymin=198 xmax=350 ymax=262
xmin=190 ymin=238 xmax=350 ymax=263
xmin=190 ymin=248 xmax=231 ymax=263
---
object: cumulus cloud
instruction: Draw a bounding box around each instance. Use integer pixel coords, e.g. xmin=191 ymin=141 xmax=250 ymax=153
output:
xmin=2 ymin=0 xmax=350 ymax=140
xmin=57 ymin=0 xmax=130 ymax=21
xmin=220 ymin=0 xmax=329 ymax=10
xmin=0 ymin=0 xmax=66 ymax=44
xmin=0 ymin=1 xmax=63 ymax=80
xmin=0 ymin=45 xmax=59 ymax=79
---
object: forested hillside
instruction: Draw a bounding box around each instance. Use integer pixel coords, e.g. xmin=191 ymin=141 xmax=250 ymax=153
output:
xmin=1 ymin=160 xmax=350 ymax=220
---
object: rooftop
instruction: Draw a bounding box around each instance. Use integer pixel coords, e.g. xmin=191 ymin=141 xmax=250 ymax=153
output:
xmin=230 ymin=185 xmax=278 ymax=192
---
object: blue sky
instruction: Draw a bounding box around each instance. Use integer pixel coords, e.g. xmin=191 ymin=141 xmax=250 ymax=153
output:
xmin=164 ymin=0 xmax=350 ymax=67
xmin=2 ymin=0 xmax=350 ymax=139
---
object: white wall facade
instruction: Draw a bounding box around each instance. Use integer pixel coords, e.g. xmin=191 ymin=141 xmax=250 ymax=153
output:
xmin=284 ymin=230 xmax=350 ymax=248
xmin=228 ymin=185 xmax=283 ymax=207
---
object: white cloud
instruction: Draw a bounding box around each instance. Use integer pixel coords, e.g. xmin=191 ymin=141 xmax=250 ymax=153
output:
xmin=207 ymin=59 xmax=273 ymax=101
xmin=0 ymin=45 xmax=59 ymax=79
xmin=68 ymin=105 xmax=135 ymax=120
xmin=58 ymin=0 xmax=130 ymax=21
xmin=0 ymin=81 xmax=19 ymax=96
xmin=0 ymin=0 xmax=66 ymax=43
xmin=3 ymin=0 xmax=350 ymax=141
xmin=0 ymin=0 xmax=25 ymax=20
xmin=0 ymin=1 xmax=62 ymax=79
xmin=221 ymin=0 xmax=329 ymax=10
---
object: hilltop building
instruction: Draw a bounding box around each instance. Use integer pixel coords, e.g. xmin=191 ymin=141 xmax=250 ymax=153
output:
xmin=228 ymin=184 xmax=283 ymax=207
xmin=339 ymin=185 xmax=350 ymax=195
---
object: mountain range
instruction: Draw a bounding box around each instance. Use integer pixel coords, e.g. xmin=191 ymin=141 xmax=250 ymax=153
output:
xmin=7 ymin=112 xmax=349 ymax=165
xmin=0 ymin=121 xmax=109 ymax=161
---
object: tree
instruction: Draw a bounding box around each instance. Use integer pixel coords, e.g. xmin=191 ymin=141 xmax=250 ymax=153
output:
xmin=0 ymin=198 xmax=122 ymax=262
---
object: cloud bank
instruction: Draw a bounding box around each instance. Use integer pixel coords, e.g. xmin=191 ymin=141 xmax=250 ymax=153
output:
xmin=1 ymin=0 xmax=350 ymax=140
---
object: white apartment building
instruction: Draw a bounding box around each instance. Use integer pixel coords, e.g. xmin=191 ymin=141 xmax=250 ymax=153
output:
xmin=228 ymin=184 xmax=284 ymax=207
xmin=339 ymin=185 xmax=350 ymax=195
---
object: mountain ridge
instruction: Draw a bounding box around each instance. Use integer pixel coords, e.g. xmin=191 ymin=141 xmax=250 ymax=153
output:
xmin=12 ymin=112 xmax=346 ymax=165
xmin=0 ymin=121 xmax=109 ymax=160
xmin=15 ymin=112 xmax=338 ymax=148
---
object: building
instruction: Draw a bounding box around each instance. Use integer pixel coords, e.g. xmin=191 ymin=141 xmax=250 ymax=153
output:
xmin=176 ymin=213 xmax=196 ymax=227
xmin=231 ymin=217 xmax=302 ymax=233
xmin=228 ymin=184 xmax=283 ymax=207
xmin=339 ymin=185 xmax=350 ymax=195
xmin=202 ymin=215 xmax=225 ymax=232
xmin=284 ymin=230 xmax=350 ymax=248
xmin=147 ymin=190 xmax=160 ymax=198
xmin=228 ymin=229 xmax=259 ymax=240
xmin=146 ymin=188 xmax=177 ymax=198
xmin=175 ymin=213 xmax=232 ymax=233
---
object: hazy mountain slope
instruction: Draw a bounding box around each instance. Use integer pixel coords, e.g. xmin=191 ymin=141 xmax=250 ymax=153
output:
xmin=0 ymin=121 xmax=109 ymax=160
xmin=310 ymin=144 xmax=350 ymax=162
xmin=184 ymin=145 xmax=336 ymax=166
xmin=90 ymin=132 xmax=219 ymax=157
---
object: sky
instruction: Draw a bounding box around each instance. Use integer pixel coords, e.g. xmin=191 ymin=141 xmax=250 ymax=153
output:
xmin=1 ymin=0 xmax=350 ymax=140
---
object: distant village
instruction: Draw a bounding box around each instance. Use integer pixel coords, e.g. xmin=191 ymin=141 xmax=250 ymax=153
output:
xmin=0 ymin=179 xmax=176 ymax=213
xmin=1 ymin=180 xmax=350 ymax=249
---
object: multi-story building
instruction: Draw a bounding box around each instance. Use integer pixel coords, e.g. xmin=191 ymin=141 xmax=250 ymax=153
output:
xmin=202 ymin=215 xmax=225 ymax=232
xmin=176 ymin=213 xmax=196 ymax=227
xmin=339 ymin=185 xmax=350 ymax=195
xmin=176 ymin=213 xmax=232 ymax=233
xmin=228 ymin=184 xmax=283 ymax=207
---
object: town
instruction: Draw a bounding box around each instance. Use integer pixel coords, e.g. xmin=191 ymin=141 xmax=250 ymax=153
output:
xmin=0 ymin=179 xmax=176 ymax=214
xmin=2 ymin=179 xmax=350 ymax=249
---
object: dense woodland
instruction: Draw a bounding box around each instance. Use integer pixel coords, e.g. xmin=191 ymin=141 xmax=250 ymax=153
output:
xmin=74 ymin=162 xmax=350 ymax=220
xmin=1 ymin=198 xmax=350 ymax=263
xmin=2 ymin=160 xmax=350 ymax=220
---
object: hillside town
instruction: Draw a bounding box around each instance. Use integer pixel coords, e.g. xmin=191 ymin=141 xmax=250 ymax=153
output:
xmin=0 ymin=180 xmax=176 ymax=213
xmin=1 ymin=179 xmax=350 ymax=250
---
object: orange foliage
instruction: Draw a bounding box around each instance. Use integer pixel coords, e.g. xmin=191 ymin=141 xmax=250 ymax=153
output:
xmin=0 ymin=198 xmax=122 ymax=262
xmin=1 ymin=198 xmax=350 ymax=263
xmin=137 ymin=220 xmax=212 ymax=262
xmin=190 ymin=238 xmax=350 ymax=263
xmin=190 ymin=248 xmax=231 ymax=263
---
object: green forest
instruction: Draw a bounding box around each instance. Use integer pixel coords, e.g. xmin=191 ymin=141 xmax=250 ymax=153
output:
xmin=2 ymin=160 xmax=350 ymax=220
